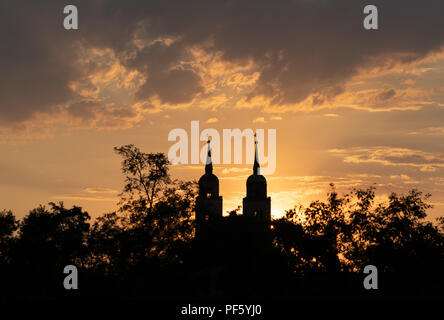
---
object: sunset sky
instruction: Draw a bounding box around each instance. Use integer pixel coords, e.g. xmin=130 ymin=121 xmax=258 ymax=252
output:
xmin=2 ymin=1 xmax=444 ymax=222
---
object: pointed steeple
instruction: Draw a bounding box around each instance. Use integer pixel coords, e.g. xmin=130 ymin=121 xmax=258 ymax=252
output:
xmin=205 ymin=138 xmax=213 ymax=174
xmin=243 ymin=132 xmax=270 ymax=221
xmin=253 ymin=133 xmax=260 ymax=175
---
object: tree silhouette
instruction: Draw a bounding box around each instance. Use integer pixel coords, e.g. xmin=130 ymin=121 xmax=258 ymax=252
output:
xmin=274 ymin=184 xmax=350 ymax=274
xmin=88 ymin=211 xmax=132 ymax=275
xmin=111 ymin=145 xmax=196 ymax=265
xmin=114 ymin=144 xmax=171 ymax=216
xmin=0 ymin=145 xmax=443 ymax=300
xmin=16 ymin=202 xmax=90 ymax=268
xmin=0 ymin=209 xmax=18 ymax=266
xmin=273 ymin=184 xmax=444 ymax=297
xmin=1 ymin=203 xmax=90 ymax=298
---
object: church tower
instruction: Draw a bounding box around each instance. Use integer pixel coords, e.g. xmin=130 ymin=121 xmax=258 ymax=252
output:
xmin=195 ymin=139 xmax=223 ymax=236
xmin=242 ymin=134 xmax=271 ymax=222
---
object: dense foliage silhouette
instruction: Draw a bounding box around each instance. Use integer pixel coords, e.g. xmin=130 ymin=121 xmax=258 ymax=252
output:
xmin=0 ymin=146 xmax=443 ymax=300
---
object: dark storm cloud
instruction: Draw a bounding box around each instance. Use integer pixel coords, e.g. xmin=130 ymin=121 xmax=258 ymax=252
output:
xmin=1 ymin=0 xmax=444 ymax=125
xmin=376 ymin=89 xmax=397 ymax=102
xmin=0 ymin=1 xmax=79 ymax=123
xmin=67 ymin=100 xmax=100 ymax=120
xmin=128 ymin=41 xmax=203 ymax=104
xmin=136 ymin=68 xmax=203 ymax=104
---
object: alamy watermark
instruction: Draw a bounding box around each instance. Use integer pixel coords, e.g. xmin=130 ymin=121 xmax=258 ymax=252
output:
xmin=63 ymin=4 xmax=379 ymax=31
xmin=168 ymin=121 xmax=277 ymax=175
xmin=63 ymin=265 xmax=78 ymax=290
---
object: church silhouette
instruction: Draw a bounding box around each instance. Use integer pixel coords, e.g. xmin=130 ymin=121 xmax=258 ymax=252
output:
xmin=195 ymin=135 xmax=271 ymax=238
xmin=191 ymin=136 xmax=276 ymax=299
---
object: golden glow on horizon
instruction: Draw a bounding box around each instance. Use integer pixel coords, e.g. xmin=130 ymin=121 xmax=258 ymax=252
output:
xmin=2 ymin=39 xmax=444 ymax=223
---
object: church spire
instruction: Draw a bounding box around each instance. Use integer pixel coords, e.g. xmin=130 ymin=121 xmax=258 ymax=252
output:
xmin=205 ymin=138 xmax=213 ymax=174
xmin=253 ymin=133 xmax=260 ymax=175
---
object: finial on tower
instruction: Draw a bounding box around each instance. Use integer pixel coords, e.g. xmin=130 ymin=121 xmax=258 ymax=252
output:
xmin=253 ymin=133 xmax=260 ymax=175
xmin=205 ymin=137 xmax=213 ymax=174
